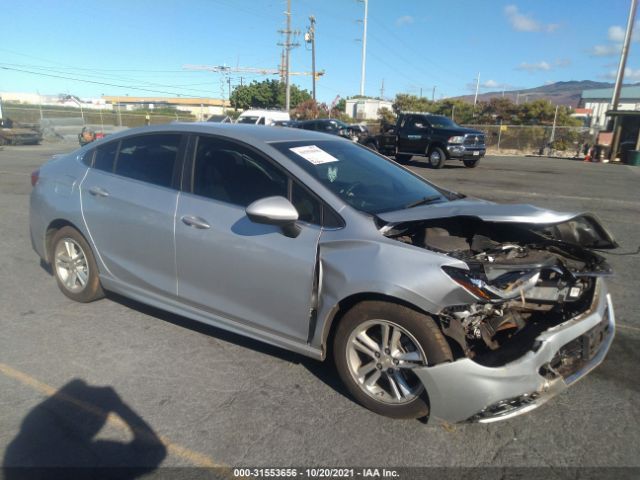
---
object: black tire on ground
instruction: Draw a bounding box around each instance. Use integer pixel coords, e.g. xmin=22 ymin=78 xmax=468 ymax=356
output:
xmin=50 ymin=226 xmax=104 ymax=303
xmin=395 ymin=153 xmax=412 ymax=163
xmin=463 ymin=159 xmax=479 ymax=168
xmin=333 ymin=300 xmax=453 ymax=419
xmin=427 ymin=147 xmax=446 ymax=169
xmin=0 ymin=137 xmax=8 ymax=146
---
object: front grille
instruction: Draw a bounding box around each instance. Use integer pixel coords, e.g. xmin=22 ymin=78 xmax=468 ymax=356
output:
xmin=463 ymin=134 xmax=485 ymax=146
xmin=548 ymin=308 xmax=610 ymax=378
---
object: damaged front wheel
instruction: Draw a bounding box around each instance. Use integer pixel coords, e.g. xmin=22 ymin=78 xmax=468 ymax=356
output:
xmin=334 ymin=301 xmax=453 ymax=419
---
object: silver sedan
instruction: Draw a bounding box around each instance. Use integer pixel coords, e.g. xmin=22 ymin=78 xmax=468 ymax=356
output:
xmin=29 ymin=123 xmax=616 ymax=423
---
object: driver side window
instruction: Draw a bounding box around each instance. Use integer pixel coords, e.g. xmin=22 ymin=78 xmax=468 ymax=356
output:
xmin=192 ymin=137 xmax=287 ymax=207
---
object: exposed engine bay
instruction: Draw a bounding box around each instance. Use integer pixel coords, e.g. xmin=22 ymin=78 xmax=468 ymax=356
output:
xmin=381 ymin=215 xmax=616 ymax=365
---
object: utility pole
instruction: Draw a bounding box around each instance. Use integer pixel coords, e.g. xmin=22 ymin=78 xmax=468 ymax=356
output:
xmin=609 ymin=0 xmax=637 ymax=161
xmin=548 ymin=104 xmax=559 ymax=155
xmin=285 ymin=0 xmax=292 ymax=110
xmin=306 ymin=15 xmax=317 ymax=101
xmin=473 ymin=72 xmax=480 ymax=107
xmin=432 ymin=86 xmax=436 ymax=102
xmin=278 ymin=0 xmax=299 ymax=111
xmin=359 ymin=0 xmax=368 ymax=96
xmin=380 ymin=79 xmax=384 ymax=99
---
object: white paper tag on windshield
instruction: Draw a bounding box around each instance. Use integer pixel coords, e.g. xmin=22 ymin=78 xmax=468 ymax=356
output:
xmin=290 ymin=145 xmax=339 ymax=165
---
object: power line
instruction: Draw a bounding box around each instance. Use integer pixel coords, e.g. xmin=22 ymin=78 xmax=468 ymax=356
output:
xmin=0 ymin=66 xmax=209 ymax=97
xmin=0 ymin=62 xmax=217 ymax=96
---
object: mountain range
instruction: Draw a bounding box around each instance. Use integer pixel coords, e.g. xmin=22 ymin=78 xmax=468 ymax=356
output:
xmin=452 ymin=80 xmax=639 ymax=107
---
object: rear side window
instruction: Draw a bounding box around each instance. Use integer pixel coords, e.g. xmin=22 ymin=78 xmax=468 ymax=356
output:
xmin=94 ymin=142 xmax=118 ymax=172
xmin=114 ymin=134 xmax=181 ymax=188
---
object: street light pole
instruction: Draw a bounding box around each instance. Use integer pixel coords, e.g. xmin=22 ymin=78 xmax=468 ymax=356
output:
xmin=611 ymin=0 xmax=637 ymax=110
xmin=359 ymin=0 xmax=368 ymax=96
xmin=609 ymin=0 xmax=637 ymax=161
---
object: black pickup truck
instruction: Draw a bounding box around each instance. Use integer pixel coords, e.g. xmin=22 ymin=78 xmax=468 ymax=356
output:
xmin=374 ymin=112 xmax=486 ymax=168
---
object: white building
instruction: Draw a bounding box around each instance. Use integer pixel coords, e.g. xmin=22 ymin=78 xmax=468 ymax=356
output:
xmin=345 ymin=98 xmax=393 ymax=121
xmin=0 ymin=92 xmax=106 ymax=110
xmin=580 ymin=86 xmax=640 ymax=128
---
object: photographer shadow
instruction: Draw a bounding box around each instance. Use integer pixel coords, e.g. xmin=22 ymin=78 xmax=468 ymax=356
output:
xmin=3 ymin=379 xmax=166 ymax=478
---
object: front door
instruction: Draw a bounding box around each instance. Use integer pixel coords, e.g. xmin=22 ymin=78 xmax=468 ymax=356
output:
xmin=174 ymin=135 xmax=321 ymax=341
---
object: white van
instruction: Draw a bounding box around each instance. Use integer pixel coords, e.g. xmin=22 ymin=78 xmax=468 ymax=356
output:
xmin=236 ymin=110 xmax=290 ymax=126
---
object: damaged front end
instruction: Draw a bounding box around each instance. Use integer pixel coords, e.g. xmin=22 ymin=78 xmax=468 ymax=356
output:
xmin=378 ymin=208 xmax=617 ymax=423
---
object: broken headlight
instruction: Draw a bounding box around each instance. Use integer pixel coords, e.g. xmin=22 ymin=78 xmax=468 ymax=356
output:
xmin=442 ymin=265 xmax=540 ymax=303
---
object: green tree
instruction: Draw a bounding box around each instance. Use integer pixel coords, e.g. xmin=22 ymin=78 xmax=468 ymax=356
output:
xmin=377 ymin=107 xmax=396 ymax=125
xmin=230 ymin=79 xmax=311 ymax=111
xmin=392 ymin=94 xmax=433 ymax=114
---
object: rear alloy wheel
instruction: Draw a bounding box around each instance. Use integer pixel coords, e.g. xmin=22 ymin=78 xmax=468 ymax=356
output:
xmin=51 ymin=227 xmax=104 ymax=302
xmin=463 ymin=159 xmax=479 ymax=168
xmin=428 ymin=147 xmax=446 ymax=169
xmin=334 ymin=301 xmax=452 ymax=419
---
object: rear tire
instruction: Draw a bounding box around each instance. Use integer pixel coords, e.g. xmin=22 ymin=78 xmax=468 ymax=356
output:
xmin=333 ymin=301 xmax=452 ymax=419
xmin=463 ymin=159 xmax=479 ymax=168
xmin=428 ymin=147 xmax=446 ymax=169
xmin=51 ymin=226 xmax=104 ymax=303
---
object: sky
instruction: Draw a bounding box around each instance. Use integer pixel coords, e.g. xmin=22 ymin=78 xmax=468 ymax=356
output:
xmin=0 ymin=0 xmax=638 ymax=103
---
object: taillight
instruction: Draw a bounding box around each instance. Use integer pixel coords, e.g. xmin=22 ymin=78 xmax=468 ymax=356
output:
xmin=31 ymin=169 xmax=40 ymax=187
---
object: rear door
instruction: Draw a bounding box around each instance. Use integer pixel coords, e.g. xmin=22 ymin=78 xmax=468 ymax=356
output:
xmin=174 ymin=135 xmax=322 ymax=341
xmin=80 ymin=133 xmax=185 ymax=295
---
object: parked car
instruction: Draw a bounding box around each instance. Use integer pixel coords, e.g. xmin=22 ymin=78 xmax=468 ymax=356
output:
xmin=294 ymin=118 xmax=377 ymax=149
xmin=236 ymin=109 xmax=290 ymax=126
xmin=374 ymin=112 xmax=486 ymax=168
xmin=206 ymin=114 xmax=232 ymax=123
xmin=30 ymin=123 xmax=616 ymax=423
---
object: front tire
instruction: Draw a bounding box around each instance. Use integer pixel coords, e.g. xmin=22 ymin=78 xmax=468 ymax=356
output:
xmin=428 ymin=147 xmax=446 ymax=169
xmin=333 ymin=301 xmax=452 ymax=419
xmin=463 ymin=159 xmax=479 ymax=168
xmin=51 ymin=226 xmax=104 ymax=303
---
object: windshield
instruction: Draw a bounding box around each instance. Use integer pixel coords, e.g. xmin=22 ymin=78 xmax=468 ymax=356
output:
xmin=237 ymin=116 xmax=260 ymax=124
xmin=271 ymin=140 xmax=448 ymax=214
xmin=426 ymin=116 xmax=459 ymax=128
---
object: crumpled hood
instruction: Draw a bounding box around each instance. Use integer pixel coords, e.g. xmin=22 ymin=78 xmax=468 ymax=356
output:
xmin=377 ymin=199 xmax=618 ymax=249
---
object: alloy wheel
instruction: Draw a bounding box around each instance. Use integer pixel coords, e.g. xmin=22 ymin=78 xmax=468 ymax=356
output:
xmin=345 ymin=320 xmax=427 ymax=405
xmin=54 ymin=238 xmax=90 ymax=293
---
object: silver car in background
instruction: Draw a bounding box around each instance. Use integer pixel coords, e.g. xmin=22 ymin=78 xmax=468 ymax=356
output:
xmin=29 ymin=123 xmax=616 ymax=423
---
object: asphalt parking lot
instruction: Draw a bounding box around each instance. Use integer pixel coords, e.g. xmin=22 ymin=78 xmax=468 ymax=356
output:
xmin=1 ymin=143 xmax=639 ymax=470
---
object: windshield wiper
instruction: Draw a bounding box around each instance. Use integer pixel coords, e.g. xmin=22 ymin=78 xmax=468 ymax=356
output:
xmin=404 ymin=195 xmax=442 ymax=209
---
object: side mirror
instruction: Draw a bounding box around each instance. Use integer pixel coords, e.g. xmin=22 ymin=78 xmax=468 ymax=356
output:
xmin=246 ymin=196 xmax=300 ymax=237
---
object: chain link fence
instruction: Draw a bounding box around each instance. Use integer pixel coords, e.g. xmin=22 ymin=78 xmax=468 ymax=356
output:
xmin=3 ymin=105 xmax=197 ymax=143
xmin=3 ymin=105 xmax=196 ymax=128
xmin=462 ymin=124 xmax=592 ymax=156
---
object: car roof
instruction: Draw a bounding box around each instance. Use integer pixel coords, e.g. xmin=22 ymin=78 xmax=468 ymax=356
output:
xmin=90 ymin=122 xmax=345 ymax=145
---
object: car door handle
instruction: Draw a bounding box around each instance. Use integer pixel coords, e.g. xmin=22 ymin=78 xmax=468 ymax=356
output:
xmin=88 ymin=186 xmax=110 ymax=197
xmin=181 ymin=215 xmax=211 ymax=229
